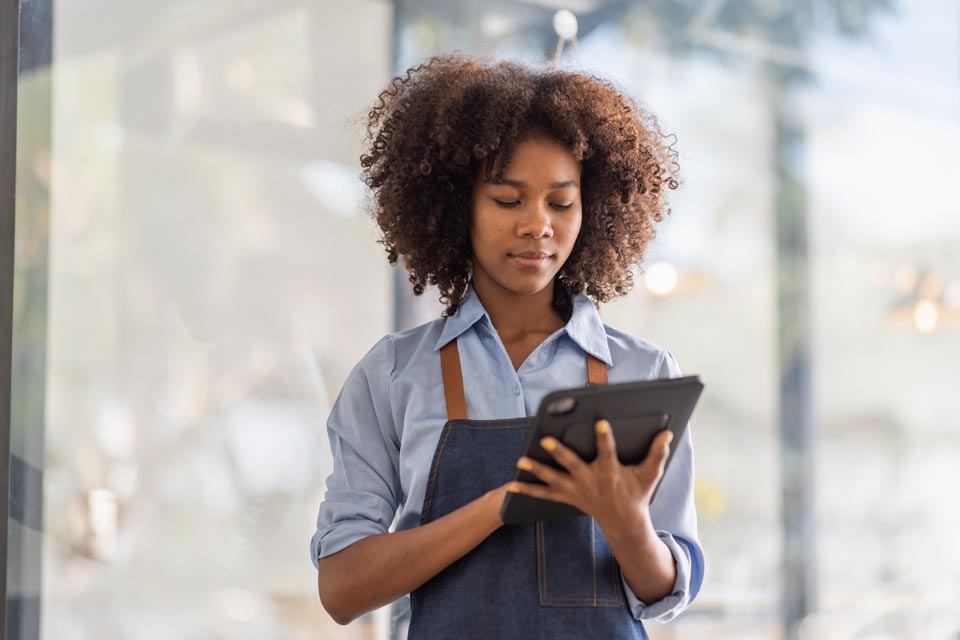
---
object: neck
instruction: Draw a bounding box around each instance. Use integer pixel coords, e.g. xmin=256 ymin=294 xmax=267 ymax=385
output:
xmin=470 ymin=273 xmax=565 ymax=341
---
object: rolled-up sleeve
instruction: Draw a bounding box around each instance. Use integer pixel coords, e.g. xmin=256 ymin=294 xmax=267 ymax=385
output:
xmin=621 ymin=348 xmax=706 ymax=621
xmin=309 ymin=335 xmax=401 ymax=570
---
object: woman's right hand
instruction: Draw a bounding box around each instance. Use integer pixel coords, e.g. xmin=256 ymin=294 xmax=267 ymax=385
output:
xmin=483 ymin=482 xmax=516 ymax=528
xmin=320 ymin=478 xmax=517 ymax=625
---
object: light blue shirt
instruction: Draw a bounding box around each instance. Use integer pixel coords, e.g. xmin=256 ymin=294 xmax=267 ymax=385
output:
xmin=310 ymin=281 xmax=704 ymax=622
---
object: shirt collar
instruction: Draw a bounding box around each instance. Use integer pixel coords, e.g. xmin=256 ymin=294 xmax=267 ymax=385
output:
xmin=434 ymin=280 xmax=613 ymax=366
xmin=434 ymin=281 xmax=489 ymax=351
xmin=565 ymin=291 xmax=613 ymax=366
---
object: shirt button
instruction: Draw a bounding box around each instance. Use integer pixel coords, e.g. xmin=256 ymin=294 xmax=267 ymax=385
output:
xmin=513 ymin=384 xmax=521 ymax=396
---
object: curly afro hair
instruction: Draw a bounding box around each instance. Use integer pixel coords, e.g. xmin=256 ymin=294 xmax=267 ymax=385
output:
xmin=359 ymin=51 xmax=681 ymax=319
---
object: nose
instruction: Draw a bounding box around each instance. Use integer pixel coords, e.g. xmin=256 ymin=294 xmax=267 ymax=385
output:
xmin=516 ymin=203 xmax=553 ymax=239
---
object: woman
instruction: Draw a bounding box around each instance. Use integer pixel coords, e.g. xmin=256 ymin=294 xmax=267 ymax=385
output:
xmin=310 ymin=52 xmax=704 ymax=638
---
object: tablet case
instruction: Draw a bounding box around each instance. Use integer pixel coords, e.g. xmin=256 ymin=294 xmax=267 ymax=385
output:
xmin=499 ymin=375 xmax=703 ymax=525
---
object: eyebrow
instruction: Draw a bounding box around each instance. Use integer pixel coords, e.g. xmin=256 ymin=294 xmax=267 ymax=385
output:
xmin=489 ymin=178 xmax=579 ymax=189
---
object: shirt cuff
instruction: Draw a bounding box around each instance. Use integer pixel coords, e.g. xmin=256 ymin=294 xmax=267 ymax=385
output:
xmin=310 ymin=519 xmax=388 ymax=570
xmin=620 ymin=530 xmax=692 ymax=622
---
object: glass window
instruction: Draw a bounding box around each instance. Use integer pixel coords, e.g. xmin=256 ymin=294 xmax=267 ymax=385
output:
xmin=6 ymin=1 xmax=959 ymax=639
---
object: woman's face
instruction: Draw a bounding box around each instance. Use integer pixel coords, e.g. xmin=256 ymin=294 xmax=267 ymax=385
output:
xmin=470 ymin=135 xmax=583 ymax=297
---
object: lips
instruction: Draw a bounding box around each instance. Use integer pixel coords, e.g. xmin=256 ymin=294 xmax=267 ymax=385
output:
xmin=510 ymin=251 xmax=551 ymax=259
xmin=508 ymin=251 xmax=554 ymax=269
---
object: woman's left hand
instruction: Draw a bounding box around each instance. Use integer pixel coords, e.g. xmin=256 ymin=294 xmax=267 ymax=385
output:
xmin=509 ymin=420 xmax=673 ymax=539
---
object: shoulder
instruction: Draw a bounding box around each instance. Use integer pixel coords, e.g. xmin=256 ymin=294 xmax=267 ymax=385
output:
xmin=601 ymin=323 xmax=682 ymax=379
xmin=352 ymin=316 xmax=446 ymax=382
xmin=331 ymin=319 xmax=443 ymax=428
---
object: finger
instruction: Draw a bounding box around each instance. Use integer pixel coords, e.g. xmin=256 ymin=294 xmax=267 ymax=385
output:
xmin=539 ymin=436 xmax=590 ymax=480
xmin=594 ymin=419 xmax=618 ymax=468
xmin=506 ymin=480 xmax=569 ymax=505
xmin=516 ymin=456 xmax=575 ymax=491
xmin=643 ymin=429 xmax=673 ymax=480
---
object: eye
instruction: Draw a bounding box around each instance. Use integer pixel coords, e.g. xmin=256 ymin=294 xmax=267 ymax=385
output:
xmin=493 ymin=200 xmax=574 ymax=210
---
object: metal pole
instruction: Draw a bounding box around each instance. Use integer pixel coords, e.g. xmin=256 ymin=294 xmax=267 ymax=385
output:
xmin=769 ymin=62 xmax=816 ymax=640
xmin=0 ymin=0 xmax=21 ymax=630
xmin=3 ymin=1 xmax=53 ymax=638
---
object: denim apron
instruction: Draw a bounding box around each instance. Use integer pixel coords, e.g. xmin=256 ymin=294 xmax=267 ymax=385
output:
xmin=407 ymin=337 xmax=650 ymax=639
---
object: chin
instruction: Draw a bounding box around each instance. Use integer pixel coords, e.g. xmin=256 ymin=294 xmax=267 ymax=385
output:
xmin=497 ymin=271 xmax=556 ymax=296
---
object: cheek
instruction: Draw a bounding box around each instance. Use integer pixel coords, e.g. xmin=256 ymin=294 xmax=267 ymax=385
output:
xmin=470 ymin=209 xmax=502 ymax=256
xmin=559 ymin=213 xmax=583 ymax=245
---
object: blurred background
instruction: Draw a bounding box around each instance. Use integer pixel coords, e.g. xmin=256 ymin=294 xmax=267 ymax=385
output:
xmin=3 ymin=0 xmax=959 ymax=638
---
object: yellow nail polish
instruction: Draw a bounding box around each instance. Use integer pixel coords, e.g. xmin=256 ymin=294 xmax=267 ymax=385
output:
xmin=540 ymin=437 xmax=556 ymax=451
xmin=596 ymin=420 xmax=610 ymax=434
xmin=517 ymin=457 xmax=532 ymax=470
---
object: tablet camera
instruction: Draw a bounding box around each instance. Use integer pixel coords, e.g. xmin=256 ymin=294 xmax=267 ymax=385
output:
xmin=545 ymin=397 xmax=576 ymax=415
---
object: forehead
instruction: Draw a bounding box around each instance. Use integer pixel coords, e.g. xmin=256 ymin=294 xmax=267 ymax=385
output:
xmin=478 ymin=136 xmax=580 ymax=185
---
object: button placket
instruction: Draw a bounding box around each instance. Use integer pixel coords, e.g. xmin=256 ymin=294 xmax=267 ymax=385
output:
xmin=513 ymin=377 xmax=526 ymax=416
xmin=481 ymin=323 xmax=527 ymax=408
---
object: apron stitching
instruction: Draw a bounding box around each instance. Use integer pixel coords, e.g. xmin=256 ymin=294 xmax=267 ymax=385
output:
xmin=421 ymin=424 xmax=455 ymax=523
xmin=537 ymin=517 xmax=626 ymax=608
xmin=539 ymin=597 xmax=623 ymax=603
xmin=537 ymin=521 xmax=545 ymax=603
xmin=456 ymin=424 xmax=531 ymax=430
xmin=541 ymin=521 xmax=549 ymax=601
xmin=613 ymin=557 xmax=624 ymax=604
xmin=536 ymin=600 xmax=623 ymax=607
xmin=443 ymin=419 xmax=532 ymax=431
xmin=610 ymin=553 xmax=620 ymax=600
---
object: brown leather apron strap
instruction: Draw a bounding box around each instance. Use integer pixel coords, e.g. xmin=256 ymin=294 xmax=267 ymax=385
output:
xmin=440 ymin=337 xmax=609 ymax=420
xmin=586 ymin=353 xmax=607 ymax=385
xmin=440 ymin=340 xmax=468 ymax=421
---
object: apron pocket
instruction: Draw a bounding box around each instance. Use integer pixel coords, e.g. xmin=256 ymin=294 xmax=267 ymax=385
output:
xmin=536 ymin=515 xmax=625 ymax=607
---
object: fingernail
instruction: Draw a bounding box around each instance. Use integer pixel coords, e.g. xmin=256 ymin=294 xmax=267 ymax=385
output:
xmin=596 ymin=420 xmax=610 ymax=434
xmin=665 ymin=432 xmax=674 ymax=445
xmin=517 ymin=457 xmax=532 ymax=470
xmin=540 ymin=437 xmax=556 ymax=451
xmin=507 ymin=482 xmax=520 ymax=493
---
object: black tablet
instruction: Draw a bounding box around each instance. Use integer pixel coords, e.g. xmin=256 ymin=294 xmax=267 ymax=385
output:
xmin=499 ymin=375 xmax=704 ymax=525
